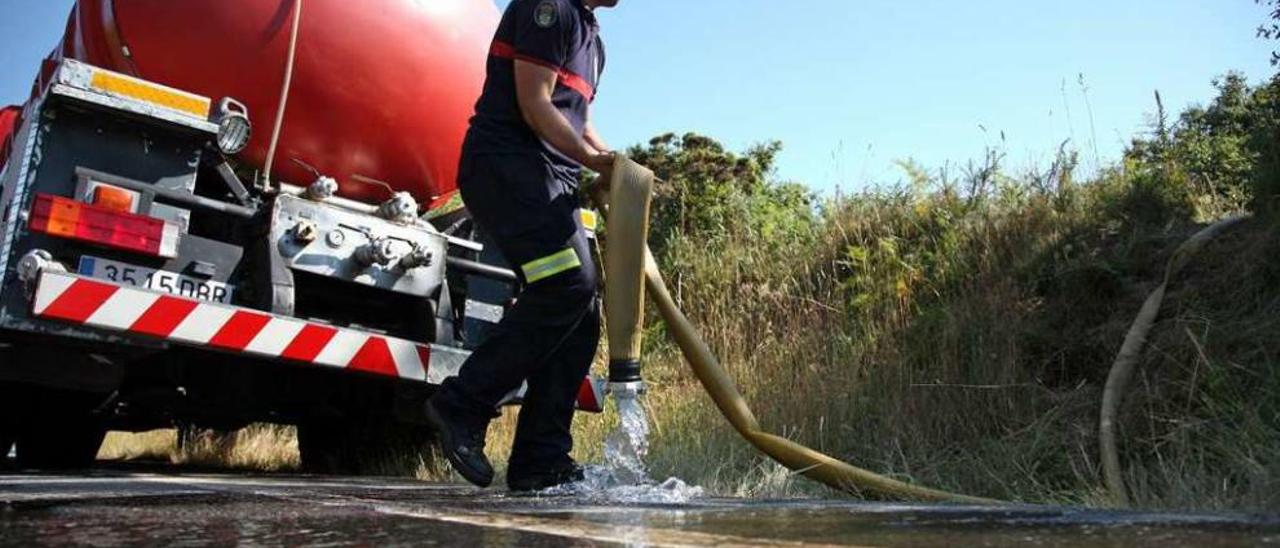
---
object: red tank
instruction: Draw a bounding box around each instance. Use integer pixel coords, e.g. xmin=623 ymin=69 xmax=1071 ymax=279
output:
xmin=54 ymin=0 xmax=499 ymax=205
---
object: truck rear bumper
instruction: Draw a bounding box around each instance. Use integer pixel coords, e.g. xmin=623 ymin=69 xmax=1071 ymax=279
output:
xmin=25 ymin=270 xmax=606 ymax=413
xmin=33 ymin=271 xmax=455 ymax=383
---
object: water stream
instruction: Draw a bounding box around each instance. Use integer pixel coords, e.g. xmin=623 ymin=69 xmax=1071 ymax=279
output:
xmin=543 ymin=389 xmax=704 ymax=503
xmin=602 ymin=390 xmax=651 ymax=485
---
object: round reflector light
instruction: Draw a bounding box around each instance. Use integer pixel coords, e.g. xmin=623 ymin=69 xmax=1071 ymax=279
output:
xmin=217 ymin=114 xmax=252 ymax=155
xmin=214 ymin=97 xmax=252 ymax=155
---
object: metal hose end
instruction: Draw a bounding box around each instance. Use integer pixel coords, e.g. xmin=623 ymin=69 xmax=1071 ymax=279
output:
xmin=608 ymin=358 xmax=643 ymax=384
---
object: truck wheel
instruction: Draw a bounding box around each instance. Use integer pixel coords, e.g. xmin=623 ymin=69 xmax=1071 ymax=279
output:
xmin=15 ymin=416 xmax=106 ymax=469
xmin=8 ymin=384 xmax=107 ymax=470
xmin=0 ymin=435 xmax=13 ymax=468
xmin=298 ymin=419 xmax=440 ymax=476
xmin=0 ymin=383 xmax=16 ymax=466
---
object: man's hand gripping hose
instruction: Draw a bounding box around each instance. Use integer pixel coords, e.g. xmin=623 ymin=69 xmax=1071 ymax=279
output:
xmin=592 ymin=155 xmax=999 ymax=504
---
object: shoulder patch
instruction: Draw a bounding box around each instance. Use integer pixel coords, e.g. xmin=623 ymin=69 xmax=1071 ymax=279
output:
xmin=535 ymin=1 xmax=559 ymax=29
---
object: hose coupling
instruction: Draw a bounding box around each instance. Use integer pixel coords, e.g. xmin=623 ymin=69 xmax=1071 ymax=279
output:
xmin=17 ymin=249 xmax=66 ymax=285
xmin=606 ymin=380 xmax=646 ymax=399
xmin=355 ymin=238 xmax=400 ymax=267
xmin=606 ymin=360 xmax=645 ymax=398
xmin=608 ymin=359 xmax=643 ymax=384
xmin=398 ymin=245 xmax=435 ymax=270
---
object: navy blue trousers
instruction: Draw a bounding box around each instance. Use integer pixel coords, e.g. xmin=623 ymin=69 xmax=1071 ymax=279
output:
xmin=437 ymin=151 xmax=600 ymax=477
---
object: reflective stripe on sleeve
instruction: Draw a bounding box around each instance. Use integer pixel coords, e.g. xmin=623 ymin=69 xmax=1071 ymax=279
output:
xmin=521 ymin=247 xmax=582 ymax=283
xmin=490 ymin=40 xmax=596 ymax=101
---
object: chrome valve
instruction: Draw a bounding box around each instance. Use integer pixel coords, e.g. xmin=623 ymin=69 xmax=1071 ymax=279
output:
xmin=355 ymin=238 xmax=400 ymax=267
xmin=379 ymin=192 xmax=419 ymax=224
xmin=398 ymin=245 xmax=435 ymax=270
xmin=305 ymin=176 xmax=339 ymax=201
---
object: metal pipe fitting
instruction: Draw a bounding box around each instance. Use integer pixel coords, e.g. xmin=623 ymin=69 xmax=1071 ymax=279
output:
xmin=398 ymin=245 xmax=434 ymax=270
xmin=608 ymin=359 xmax=644 ymax=384
xmin=305 ymin=176 xmax=339 ymax=201
xmin=354 ymin=238 xmax=400 ymax=266
xmin=379 ymin=192 xmax=419 ymax=224
xmin=605 ymin=380 xmax=647 ymax=399
xmin=17 ymin=249 xmax=66 ymax=285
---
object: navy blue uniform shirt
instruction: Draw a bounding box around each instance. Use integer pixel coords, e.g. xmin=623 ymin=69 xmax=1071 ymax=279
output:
xmin=463 ymin=0 xmax=605 ymax=184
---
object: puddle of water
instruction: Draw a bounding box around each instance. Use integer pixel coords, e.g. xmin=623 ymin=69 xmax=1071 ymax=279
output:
xmin=542 ymin=389 xmax=704 ymax=503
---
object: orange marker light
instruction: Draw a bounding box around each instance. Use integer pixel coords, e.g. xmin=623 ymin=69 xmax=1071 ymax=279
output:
xmin=91 ymin=184 xmax=138 ymax=213
xmin=44 ymin=197 xmax=82 ymax=237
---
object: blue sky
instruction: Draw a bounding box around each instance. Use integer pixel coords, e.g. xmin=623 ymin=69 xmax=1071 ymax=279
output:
xmin=4 ymin=1 xmax=1275 ymax=192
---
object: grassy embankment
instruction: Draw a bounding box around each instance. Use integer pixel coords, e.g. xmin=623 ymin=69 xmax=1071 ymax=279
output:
xmin=102 ymin=73 xmax=1280 ymax=511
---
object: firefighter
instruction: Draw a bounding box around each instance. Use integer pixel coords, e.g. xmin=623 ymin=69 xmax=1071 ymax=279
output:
xmin=424 ymin=0 xmax=619 ymax=491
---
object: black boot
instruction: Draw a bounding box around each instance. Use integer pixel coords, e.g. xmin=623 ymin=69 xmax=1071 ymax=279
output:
xmin=508 ymin=460 xmax=585 ymax=492
xmin=423 ymin=398 xmax=494 ymax=488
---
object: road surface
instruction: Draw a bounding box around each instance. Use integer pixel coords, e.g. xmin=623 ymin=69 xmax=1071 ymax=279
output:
xmin=1 ymin=465 xmax=1277 ymax=546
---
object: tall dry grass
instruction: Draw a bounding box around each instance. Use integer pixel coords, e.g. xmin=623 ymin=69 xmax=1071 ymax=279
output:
xmin=99 ymin=425 xmax=299 ymax=472
xmin=595 ymin=157 xmax=1279 ymax=510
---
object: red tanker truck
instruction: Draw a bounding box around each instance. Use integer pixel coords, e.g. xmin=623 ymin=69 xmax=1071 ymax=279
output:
xmin=0 ymin=0 xmax=605 ymax=471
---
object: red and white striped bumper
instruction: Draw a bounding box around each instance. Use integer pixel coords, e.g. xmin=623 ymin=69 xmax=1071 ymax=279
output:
xmin=29 ymin=271 xmax=606 ymax=412
xmin=33 ymin=271 xmax=445 ymax=382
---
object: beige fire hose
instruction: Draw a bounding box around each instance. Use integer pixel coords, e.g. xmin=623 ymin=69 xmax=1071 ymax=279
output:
xmin=601 ymin=156 xmax=652 ymax=382
xmin=595 ymin=156 xmax=997 ymax=504
xmin=1099 ymin=214 xmax=1249 ymax=505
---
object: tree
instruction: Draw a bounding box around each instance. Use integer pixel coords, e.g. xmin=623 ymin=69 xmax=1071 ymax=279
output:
xmin=1257 ymin=0 xmax=1280 ymax=65
xmin=625 ymin=132 xmax=814 ymax=258
xmin=1128 ymin=70 xmax=1280 ymax=214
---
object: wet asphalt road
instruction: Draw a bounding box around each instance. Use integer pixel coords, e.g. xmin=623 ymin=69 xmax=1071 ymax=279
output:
xmin=1 ymin=466 xmax=1278 ymax=547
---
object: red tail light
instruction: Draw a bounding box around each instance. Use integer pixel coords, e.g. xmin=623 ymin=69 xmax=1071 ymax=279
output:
xmin=28 ymin=193 xmax=179 ymax=258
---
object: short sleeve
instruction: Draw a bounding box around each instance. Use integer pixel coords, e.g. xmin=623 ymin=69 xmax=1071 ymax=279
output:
xmin=513 ymin=0 xmax=577 ymax=69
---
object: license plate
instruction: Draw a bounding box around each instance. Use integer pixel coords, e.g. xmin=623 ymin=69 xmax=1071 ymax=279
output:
xmin=78 ymin=256 xmax=235 ymax=304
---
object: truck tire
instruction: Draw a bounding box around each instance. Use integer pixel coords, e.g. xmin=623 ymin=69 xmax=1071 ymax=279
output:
xmin=5 ymin=384 xmax=108 ymax=470
xmin=298 ymin=419 xmax=441 ymax=476
xmin=0 ymin=382 xmax=16 ymax=466
xmin=0 ymin=435 xmax=13 ymax=468
xmin=14 ymin=416 xmax=106 ymax=469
